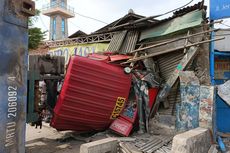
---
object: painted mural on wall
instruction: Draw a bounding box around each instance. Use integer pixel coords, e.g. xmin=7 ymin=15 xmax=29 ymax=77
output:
xmin=176 ymin=71 xmax=200 ymax=132
xmin=48 ymin=43 xmax=109 ymax=64
xmin=199 ymin=86 xmax=215 ymax=130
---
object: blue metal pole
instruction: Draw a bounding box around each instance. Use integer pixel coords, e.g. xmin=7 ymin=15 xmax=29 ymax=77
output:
xmin=210 ymin=28 xmax=215 ymax=85
xmin=0 ymin=1 xmax=35 ymax=152
xmin=218 ymin=136 xmax=227 ymax=152
xmin=209 ymin=22 xmax=217 ymax=143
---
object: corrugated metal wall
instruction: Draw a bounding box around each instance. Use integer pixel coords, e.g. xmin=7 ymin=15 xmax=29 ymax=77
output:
xmin=107 ymin=30 xmax=127 ymax=52
xmin=120 ymin=30 xmax=139 ymax=54
xmin=155 ymin=51 xmax=184 ymax=116
xmin=156 ymin=50 xmax=184 ymax=81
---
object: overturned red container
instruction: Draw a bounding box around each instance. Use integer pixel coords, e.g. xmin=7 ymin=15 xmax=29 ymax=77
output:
xmin=51 ymin=56 xmax=132 ymax=132
xmin=109 ymin=117 xmax=133 ymax=137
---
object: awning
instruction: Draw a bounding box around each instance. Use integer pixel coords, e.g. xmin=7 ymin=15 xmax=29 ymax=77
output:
xmin=139 ymin=10 xmax=204 ymax=41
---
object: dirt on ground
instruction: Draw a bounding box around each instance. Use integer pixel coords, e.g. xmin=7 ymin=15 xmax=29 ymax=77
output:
xmin=26 ymin=123 xmax=85 ymax=153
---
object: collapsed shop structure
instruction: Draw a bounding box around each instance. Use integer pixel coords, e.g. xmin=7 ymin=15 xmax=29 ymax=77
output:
xmin=47 ymin=2 xmax=212 ymax=123
xmin=33 ymin=2 xmax=226 ymax=152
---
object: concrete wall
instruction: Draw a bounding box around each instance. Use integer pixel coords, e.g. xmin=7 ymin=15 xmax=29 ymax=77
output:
xmin=80 ymin=138 xmax=118 ymax=153
xmin=171 ymin=127 xmax=211 ymax=153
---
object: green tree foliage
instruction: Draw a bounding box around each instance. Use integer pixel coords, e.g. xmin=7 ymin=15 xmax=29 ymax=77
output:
xmin=28 ymin=8 xmax=47 ymax=50
xmin=29 ymin=27 xmax=46 ymax=49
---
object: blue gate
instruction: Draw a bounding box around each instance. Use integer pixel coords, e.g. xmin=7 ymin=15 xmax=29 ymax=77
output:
xmin=214 ymin=54 xmax=230 ymax=133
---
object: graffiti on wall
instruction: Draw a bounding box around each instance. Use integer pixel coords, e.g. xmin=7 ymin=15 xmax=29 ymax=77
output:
xmin=48 ymin=43 xmax=109 ymax=63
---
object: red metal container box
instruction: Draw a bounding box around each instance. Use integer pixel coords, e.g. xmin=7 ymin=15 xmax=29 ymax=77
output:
xmin=51 ymin=56 xmax=132 ymax=132
xmin=109 ymin=117 xmax=133 ymax=137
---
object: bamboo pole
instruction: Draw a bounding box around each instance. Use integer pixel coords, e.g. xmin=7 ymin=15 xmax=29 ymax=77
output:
xmin=130 ymin=28 xmax=219 ymax=54
xmin=121 ymin=37 xmax=225 ymax=64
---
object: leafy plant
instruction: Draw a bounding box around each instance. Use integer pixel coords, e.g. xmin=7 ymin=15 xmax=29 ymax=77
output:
xmin=28 ymin=5 xmax=47 ymax=50
xmin=29 ymin=27 xmax=46 ymax=49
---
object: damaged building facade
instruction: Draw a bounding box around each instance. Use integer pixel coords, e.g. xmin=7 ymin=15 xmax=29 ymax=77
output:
xmin=31 ymin=1 xmax=230 ymax=153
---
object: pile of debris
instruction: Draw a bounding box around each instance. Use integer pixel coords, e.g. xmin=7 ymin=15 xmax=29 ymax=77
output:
xmin=35 ymin=2 xmax=229 ymax=153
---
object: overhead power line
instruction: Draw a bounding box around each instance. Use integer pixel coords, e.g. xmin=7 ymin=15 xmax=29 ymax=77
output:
xmin=74 ymin=12 xmax=108 ymax=25
xmin=39 ymin=15 xmax=49 ymax=32
xmin=109 ymin=0 xmax=195 ymax=31
xmin=72 ymin=0 xmax=194 ymax=25
xmin=159 ymin=0 xmax=194 ymax=17
xmin=69 ymin=20 xmax=81 ymax=29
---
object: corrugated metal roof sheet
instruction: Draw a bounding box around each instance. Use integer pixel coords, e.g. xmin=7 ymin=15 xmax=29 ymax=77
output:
xmin=156 ymin=51 xmax=184 ymax=81
xmin=107 ymin=30 xmax=139 ymax=54
xmin=120 ymin=30 xmax=139 ymax=54
xmin=51 ymin=56 xmax=132 ymax=132
xmin=155 ymin=51 xmax=184 ymax=116
xmin=107 ymin=31 xmax=127 ymax=52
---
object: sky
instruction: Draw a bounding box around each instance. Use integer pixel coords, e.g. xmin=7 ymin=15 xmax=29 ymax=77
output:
xmin=34 ymin=0 xmax=229 ymax=40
